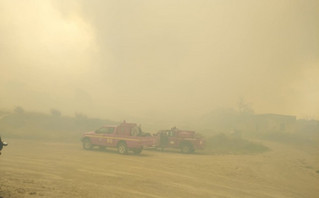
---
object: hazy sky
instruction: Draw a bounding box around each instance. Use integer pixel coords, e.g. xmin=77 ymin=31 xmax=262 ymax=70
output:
xmin=0 ymin=0 xmax=318 ymax=121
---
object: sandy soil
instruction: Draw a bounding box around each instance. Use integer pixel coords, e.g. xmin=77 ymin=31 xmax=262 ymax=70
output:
xmin=0 ymin=139 xmax=318 ymax=198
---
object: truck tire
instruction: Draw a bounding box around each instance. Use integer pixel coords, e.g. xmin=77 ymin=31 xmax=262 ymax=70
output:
xmin=117 ymin=142 xmax=128 ymax=154
xmin=82 ymin=138 xmax=93 ymax=150
xmin=181 ymin=143 xmax=193 ymax=154
xmin=132 ymin=147 xmax=143 ymax=154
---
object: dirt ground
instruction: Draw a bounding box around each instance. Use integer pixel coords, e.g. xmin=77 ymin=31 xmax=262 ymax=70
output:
xmin=0 ymin=139 xmax=318 ymax=198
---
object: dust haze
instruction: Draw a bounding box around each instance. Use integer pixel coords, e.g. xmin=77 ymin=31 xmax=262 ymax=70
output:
xmin=1 ymin=1 xmax=319 ymax=198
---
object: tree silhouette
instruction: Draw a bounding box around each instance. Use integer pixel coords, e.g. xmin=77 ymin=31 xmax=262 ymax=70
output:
xmin=14 ymin=106 xmax=24 ymax=114
xmin=237 ymin=98 xmax=254 ymax=115
xmin=50 ymin=109 xmax=61 ymax=117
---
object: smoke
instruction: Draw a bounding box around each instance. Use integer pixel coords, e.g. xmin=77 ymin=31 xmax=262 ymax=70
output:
xmin=0 ymin=0 xmax=318 ymax=121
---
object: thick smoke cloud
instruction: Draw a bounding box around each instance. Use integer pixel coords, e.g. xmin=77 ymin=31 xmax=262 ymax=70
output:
xmin=0 ymin=0 xmax=318 ymax=122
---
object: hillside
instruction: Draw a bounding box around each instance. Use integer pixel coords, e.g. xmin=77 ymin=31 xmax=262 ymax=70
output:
xmin=0 ymin=110 xmax=116 ymax=141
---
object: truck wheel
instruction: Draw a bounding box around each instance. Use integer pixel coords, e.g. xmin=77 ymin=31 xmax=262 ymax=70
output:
xmin=117 ymin=142 xmax=128 ymax=154
xmin=132 ymin=148 xmax=143 ymax=154
xmin=181 ymin=144 xmax=192 ymax=154
xmin=83 ymin=138 xmax=93 ymax=150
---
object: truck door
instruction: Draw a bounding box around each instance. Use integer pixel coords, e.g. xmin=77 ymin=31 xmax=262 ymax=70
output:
xmin=93 ymin=127 xmax=108 ymax=146
xmin=159 ymin=131 xmax=169 ymax=147
xmin=168 ymin=130 xmax=178 ymax=147
xmin=102 ymin=127 xmax=116 ymax=147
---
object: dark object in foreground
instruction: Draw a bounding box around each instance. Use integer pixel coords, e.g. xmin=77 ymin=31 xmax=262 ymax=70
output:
xmin=0 ymin=136 xmax=8 ymax=155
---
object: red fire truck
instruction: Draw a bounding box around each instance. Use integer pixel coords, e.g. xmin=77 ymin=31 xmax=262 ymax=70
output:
xmin=152 ymin=127 xmax=204 ymax=153
xmin=81 ymin=121 xmax=153 ymax=154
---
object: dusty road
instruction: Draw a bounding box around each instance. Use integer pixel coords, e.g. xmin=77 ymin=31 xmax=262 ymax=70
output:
xmin=0 ymin=139 xmax=318 ymax=198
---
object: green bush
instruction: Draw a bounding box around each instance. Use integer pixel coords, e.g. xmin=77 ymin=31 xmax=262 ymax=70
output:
xmin=203 ymin=133 xmax=269 ymax=154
